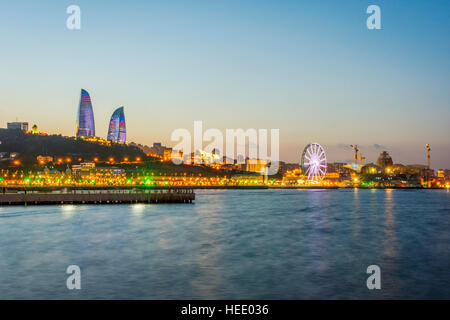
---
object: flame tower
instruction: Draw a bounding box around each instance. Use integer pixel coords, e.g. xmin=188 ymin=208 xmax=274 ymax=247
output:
xmin=76 ymin=89 xmax=95 ymax=137
xmin=107 ymin=106 xmax=126 ymax=143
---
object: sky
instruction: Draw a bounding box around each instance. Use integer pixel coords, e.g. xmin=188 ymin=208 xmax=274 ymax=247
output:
xmin=0 ymin=0 xmax=449 ymax=169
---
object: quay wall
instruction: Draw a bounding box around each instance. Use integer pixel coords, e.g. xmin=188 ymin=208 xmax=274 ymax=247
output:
xmin=0 ymin=189 xmax=195 ymax=205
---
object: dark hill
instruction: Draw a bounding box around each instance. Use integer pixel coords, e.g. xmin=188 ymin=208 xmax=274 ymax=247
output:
xmin=0 ymin=129 xmax=239 ymax=177
xmin=0 ymin=129 xmax=146 ymax=165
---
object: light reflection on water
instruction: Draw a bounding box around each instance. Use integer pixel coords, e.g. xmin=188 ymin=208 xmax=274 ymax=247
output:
xmin=0 ymin=189 xmax=448 ymax=299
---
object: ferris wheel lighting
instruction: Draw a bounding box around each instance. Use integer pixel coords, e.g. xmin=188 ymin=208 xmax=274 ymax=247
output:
xmin=301 ymin=142 xmax=327 ymax=182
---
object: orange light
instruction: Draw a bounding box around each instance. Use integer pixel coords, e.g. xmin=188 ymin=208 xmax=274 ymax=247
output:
xmin=66 ymin=157 xmax=72 ymax=163
xmin=136 ymin=157 xmax=141 ymax=162
xmin=13 ymin=160 xmax=21 ymax=166
xmin=93 ymin=157 xmax=99 ymax=162
xmin=109 ymin=157 xmax=114 ymax=163
xmin=124 ymin=157 xmax=129 ymax=162
xmin=57 ymin=158 xmax=63 ymax=164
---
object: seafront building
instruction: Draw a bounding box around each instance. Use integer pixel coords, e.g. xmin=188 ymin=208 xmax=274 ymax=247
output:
xmin=71 ymin=162 xmax=126 ymax=181
xmin=7 ymin=122 xmax=29 ymax=131
xmin=76 ymin=89 xmax=95 ymax=138
xmin=107 ymin=107 xmax=126 ymax=143
xmin=146 ymin=143 xmax=173 ymax=161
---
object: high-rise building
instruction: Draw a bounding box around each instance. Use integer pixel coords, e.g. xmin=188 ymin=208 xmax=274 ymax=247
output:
xmin=76 ymin=89 xmax=95 ymax=137
xmin=7 ymin=122 xmax=28 ymax=131
xmin=107 ymin=106 xmax=126 ymax=143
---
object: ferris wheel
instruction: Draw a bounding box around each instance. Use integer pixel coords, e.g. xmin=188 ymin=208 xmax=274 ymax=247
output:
xmin=301 ymin=143 xmax=327 ymax=181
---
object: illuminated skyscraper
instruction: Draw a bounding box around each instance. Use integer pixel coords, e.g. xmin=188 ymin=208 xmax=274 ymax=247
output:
xmin=107 ymin=106 xmax=126 ymax=143
xmin=76 ymin=89 xmax=95 ymax=137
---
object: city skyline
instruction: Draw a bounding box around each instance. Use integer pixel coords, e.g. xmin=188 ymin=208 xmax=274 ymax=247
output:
xmin=0 ymin=1 xmax=449 ymax=168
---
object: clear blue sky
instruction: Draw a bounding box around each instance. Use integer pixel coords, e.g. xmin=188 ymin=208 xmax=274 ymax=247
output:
xmin=0 ymin=0 xmax=449 ymax=168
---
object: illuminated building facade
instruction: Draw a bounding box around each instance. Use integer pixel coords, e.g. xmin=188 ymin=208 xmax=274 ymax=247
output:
xmin=245 ymin=159 xmax=268 ymax=174
xmin=107 ymin=107 xmax=126 ymax=143
xmin=36 ymin=155 xmax=53 ymax=164
xmin=148 ymin=142 xmax=172 ymax=160
xmin=7 ymin=122 xmax=28 ymax=131
xmin=76 ymin=89 xmax=95 ymax=137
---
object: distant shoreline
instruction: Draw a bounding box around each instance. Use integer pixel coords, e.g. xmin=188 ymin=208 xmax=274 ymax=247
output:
xmin=1 ymin=185 xmax=444 ymax=191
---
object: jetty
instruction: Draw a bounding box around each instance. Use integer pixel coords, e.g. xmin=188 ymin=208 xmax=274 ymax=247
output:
xmin=0 ymin=187 xmax=195 ymax=206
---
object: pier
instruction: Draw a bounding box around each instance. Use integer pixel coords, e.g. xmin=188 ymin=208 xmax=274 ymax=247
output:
xmin=0 ymin=188 xmax=195 ymax=206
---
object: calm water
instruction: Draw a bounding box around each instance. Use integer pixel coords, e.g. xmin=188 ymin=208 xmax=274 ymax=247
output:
xmin=0 ymin=189 xmax=449 ymax=299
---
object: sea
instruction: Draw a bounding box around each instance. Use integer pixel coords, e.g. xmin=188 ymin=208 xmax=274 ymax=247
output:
xmin=0 ymin=189 xmax=449 ymax=299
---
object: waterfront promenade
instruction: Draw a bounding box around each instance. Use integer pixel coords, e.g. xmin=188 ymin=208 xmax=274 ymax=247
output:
xmin=0 ymin=188 xmax=195 ymax=205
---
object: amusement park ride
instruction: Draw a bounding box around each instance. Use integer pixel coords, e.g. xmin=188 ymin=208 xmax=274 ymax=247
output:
xmin=301 ymin=143 xmax=327 ymax=182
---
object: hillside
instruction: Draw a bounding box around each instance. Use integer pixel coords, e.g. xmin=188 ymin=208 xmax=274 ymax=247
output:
xmin=0 ymin=129 xmax=146 ymax=165
xmin=0 ymin=129 xmax=239 ymax=177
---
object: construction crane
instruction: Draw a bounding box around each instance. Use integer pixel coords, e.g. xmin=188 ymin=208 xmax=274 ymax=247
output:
xmin=425 ymin=144 xmax=431 ymax=169
xmin=350 ymin=145 xmax=359 ymax=164
xmin=359 ymin=153 xmax=366 ymax=166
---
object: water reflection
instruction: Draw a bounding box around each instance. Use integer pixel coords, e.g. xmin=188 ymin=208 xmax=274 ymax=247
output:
xmin=352 ymin=188 xmax=361 ymax=237
xmin=190 ymin=191 xmax=225 ymax=299
xmin=383 ymin=189 xmax=396 ymax=258
xmin=0 ymin=189 xmax=448 ymax=299
xmin=61 ymin=205 xmax=75 ymax=218
xmin=131 ymin=203 xmax=146 ymax=216
xmin=305 ymin=190 xmax=330 ymax=273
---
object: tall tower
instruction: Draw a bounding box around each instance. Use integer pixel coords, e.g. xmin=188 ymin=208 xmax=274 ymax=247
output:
xmin=107 ymin=106 xmax=126 ymax=143
xmin=76 ymin=89 xmax=95 ymax=137
xmin=425 ymin=144 xmax=432 ymax=188
xmin=425 ymin=144 xmax=431 ymax=169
